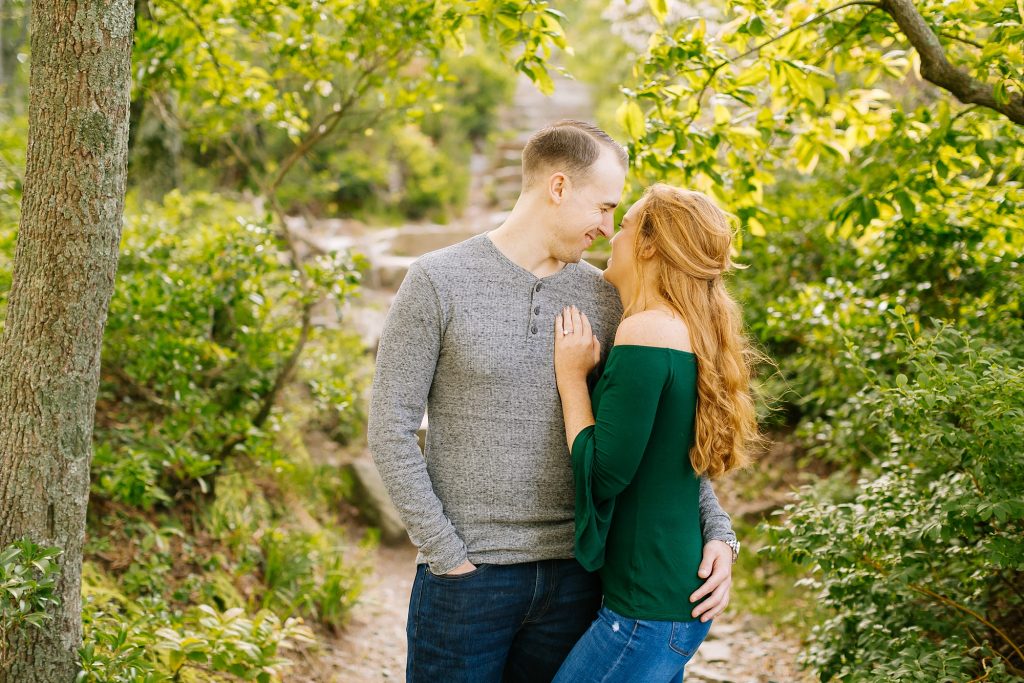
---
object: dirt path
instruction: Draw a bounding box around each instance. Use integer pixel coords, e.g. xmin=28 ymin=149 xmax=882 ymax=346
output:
xmin=291 ymin=534 xmax=811 ymax=683
xmin=291 ymin=540 xmax=418 ymax=682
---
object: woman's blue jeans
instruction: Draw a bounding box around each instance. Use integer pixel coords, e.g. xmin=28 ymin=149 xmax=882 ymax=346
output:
xmin=551 ymin=605 xmax=713 ymax=683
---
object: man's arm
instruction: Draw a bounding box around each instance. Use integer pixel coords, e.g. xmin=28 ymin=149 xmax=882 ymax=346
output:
xmin=698 ymin=476 xmax=736 ymax=545
xmin=691 ymin=476 xmax=736 ymax=621
xmin=366 ymin=262 xmax=467 ymax=575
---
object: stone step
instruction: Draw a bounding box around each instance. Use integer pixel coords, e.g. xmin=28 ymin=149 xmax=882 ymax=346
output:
xmin=388 ymin=226 xmax=481 ymax=257
xmin=369 ymin=254 xmax=417 ymax=291
xmin=494 ymin=147 xmax=530 ymax=165
xmin=343 ymin=457 xmax=408 ymax=545
xmin=685 ymin=665 xmax=737 ymax=683
xmin=492 ymin=166 xmax=523 ymax=184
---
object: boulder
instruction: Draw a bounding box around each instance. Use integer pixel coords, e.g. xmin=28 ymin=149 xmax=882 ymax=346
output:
xmin=344 ymin=457 xmax=408 ymax=546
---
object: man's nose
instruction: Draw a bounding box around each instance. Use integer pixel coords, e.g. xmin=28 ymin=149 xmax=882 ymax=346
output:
xmin=598 ymin=217 xmax=614 ymax=239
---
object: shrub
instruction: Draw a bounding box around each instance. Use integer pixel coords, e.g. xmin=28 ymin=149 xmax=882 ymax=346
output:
xmin=298 ymin=328 xmax=371 ymax=446
xmin=764 ymin=321 xmax=1024 ymax=681
xmin=93 ymin=189 xmax=362 ymax=507
xmin=259 ymin=528 xmax=368 ymax=633
xmin=79 ymin=580 xmax=315 ymax=683
xmin=0 ymin=540 xmax=61 ymax=669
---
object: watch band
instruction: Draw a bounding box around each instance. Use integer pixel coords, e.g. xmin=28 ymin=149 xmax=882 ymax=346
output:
xmin=725 ymin=538 xmax=740 ymax=563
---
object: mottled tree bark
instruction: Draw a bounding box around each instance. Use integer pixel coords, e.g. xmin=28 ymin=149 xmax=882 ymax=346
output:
xmin=0 ymin=0 xmax=134 ymax=680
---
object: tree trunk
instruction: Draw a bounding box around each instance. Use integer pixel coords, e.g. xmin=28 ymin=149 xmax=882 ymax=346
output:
xmin=0 ymin=0 xmax=134 ymax=680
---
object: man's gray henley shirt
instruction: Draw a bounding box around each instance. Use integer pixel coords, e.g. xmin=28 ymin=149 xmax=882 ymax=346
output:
xmin=367 ymin=234 xmax=736 ymax=575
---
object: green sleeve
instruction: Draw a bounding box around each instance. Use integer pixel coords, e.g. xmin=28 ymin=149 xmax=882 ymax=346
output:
xmin=571 ymin=348 xmax=669 ymax=570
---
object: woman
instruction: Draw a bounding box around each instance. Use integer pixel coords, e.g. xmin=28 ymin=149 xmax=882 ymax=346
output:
xmin=551 ymin=184 xmax=761 ymax=682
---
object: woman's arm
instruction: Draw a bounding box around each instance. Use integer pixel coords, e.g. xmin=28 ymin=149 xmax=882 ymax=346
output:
xmin=554 ymin=306 xmax=599 ymax=448
xmin=557 ymin=377 xmax=594 ymax=451
xmin=554 ymin=308 xmax=673 ymax=570
xmin=556 ymin=307 xmax=671 ymax=501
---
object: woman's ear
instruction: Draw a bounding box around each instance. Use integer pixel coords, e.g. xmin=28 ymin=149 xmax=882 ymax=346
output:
xmin=639 ymin=244 xmax=656 ymax=260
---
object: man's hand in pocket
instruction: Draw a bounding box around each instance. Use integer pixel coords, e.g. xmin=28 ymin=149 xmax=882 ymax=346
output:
xmin=444 ymin=560 xmax=477 ymax=576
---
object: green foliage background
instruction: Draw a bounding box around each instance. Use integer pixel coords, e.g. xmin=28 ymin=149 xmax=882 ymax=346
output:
xmin=2 ymin=0 xmax=1022 ymax=679
xmin=578 ymin=0 xmax=1023 ymax=679
xmin=1 ymin=0 xmax=570 ymax=679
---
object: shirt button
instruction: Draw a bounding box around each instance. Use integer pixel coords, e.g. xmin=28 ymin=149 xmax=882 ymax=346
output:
xmin=532 ymin=325 xmax=538 ymax=334
xmin=534 ymin=306 xmax=540 ymax=315
xmin=535 ymin=283 xmax=542 ymax=292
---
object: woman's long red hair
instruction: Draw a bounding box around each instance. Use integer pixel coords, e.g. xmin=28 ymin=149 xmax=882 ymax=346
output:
xmin=625 ymin=184 xmax=762 ymax=477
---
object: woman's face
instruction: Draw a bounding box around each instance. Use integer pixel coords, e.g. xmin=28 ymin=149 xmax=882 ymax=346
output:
xmin=603 ymin=199 xmax=643 ymax=290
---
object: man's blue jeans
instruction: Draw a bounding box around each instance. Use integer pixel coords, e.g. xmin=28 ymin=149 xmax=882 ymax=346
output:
xmin=406 ymin=559 xmax=602 ymax=683
xmin=551 ymin=605 xmax=713 ymax=682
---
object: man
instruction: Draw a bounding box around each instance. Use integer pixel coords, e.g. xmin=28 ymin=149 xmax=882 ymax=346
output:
xmin=367 ymin=120 xmax=739 ymax=683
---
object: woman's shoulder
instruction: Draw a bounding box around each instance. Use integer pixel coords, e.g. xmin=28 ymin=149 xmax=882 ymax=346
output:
xmin=613 ymin=310 xmax=693 ymax=353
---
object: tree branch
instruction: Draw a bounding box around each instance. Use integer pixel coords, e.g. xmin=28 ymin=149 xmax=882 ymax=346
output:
xmin=267 ymin=53 xmax=388 ymax=194
xmin=103 ymin=365 xmax=170 ymax=408
xmin=880 ymin=0 xmax=1024 ymax=125
xmin=733 ymin=1 xmax=883 ymax=65
xmin=678 ymin=1 xmax=883 ymax=128
xmin=162 ymin=0 xmax=229 ymax=102
xmin=863 ymin=556 xmax=1024 ymax=666
xmin=937 ymin=31 xmax=983 ymax=50
xmin=814 ymin=8 xmax=881 ymax=67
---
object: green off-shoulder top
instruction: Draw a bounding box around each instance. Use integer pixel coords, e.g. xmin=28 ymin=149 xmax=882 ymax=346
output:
xmin=572 ymin=344 xmax=705 ymax=622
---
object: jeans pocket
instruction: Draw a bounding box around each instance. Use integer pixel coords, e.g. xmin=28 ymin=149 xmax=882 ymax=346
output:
xmin=427 ymin=563 xmax=490 ymax=582
xmin=668 ymin=619 xmax=712 ymax=658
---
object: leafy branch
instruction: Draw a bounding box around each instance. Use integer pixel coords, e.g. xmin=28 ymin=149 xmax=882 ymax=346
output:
xmin=879 ymin=0 xmax=1024 ymax=125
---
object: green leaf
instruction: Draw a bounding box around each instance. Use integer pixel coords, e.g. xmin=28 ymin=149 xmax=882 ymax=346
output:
xmin=993 ymin=79 xmax=1009 ymax=106
xmin=894 ymin=191 xmax=916 ymax=219
xmin=616 ymin=100 xmax=646 ymax=141
xmin=714 ymin=104 xmax=731 ymax=126
xmin=648 ymin=0 xmax=668 ymax=23
xmin=732 ymin=63 xmax=768 ymax=88
xmin=533 ymin=67 xmax=555 ymax=96
xmin=748 ymin=216 xmax=766 ymax=237
xmin=495 ymin=13 xmax=521 ymax=31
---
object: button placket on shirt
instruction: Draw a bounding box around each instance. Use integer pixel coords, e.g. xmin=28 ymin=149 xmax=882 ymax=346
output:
xmin=530 ymin=282 xmax=543 ymax=336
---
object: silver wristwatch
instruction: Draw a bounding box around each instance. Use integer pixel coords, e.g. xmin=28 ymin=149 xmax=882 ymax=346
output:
xmin=724 ymin=538 xmax=740 ymax=563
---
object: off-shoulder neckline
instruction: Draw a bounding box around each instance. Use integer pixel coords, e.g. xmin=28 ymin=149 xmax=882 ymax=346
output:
xmin=610 ymin=344 xmax=696 ymax=358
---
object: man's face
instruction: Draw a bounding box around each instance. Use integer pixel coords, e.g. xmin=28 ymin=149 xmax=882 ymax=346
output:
xmin=550 ymin=148 xmax=627 ymax=264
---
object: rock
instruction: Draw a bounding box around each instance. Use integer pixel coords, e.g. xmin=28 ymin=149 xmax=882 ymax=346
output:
xmin=706 ymin=621 xmax=741 ymax=638
xmin=696 ymin=640 xmax=733 ymax=662
xmin=372 ymin=255 xmax=417 ymax=291
xmin=685 ymin=664 xmax=736 ymax=683
xmin=417 ymin=415 xmax=427 ymax=452
xmin=344 ymin=457 xmax=408 ymax=545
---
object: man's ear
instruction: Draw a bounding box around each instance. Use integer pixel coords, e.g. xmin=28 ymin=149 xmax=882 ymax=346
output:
xmin=548 ymin=172 xmax=568 ymax=204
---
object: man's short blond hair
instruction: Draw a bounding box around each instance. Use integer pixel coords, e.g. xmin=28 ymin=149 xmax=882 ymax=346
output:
xmin=521 ymin=120 xmax=628 ymax=190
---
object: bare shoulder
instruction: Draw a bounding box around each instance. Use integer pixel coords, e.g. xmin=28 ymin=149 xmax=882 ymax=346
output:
xmin=613 ymin=310 xmax=693 ymax=353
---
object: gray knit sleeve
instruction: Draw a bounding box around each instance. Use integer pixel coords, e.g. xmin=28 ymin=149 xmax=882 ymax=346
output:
xmin=698 ymin=476 xmax=736 ymax=544
xmin=367 ymin=262 xmax=468 ymax=574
